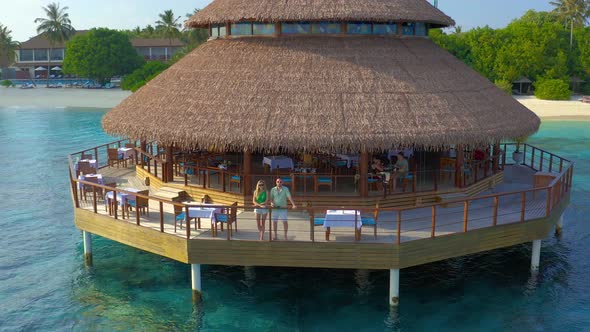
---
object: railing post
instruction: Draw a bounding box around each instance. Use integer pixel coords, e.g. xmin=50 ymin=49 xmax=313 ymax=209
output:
xmin=397 ymin=210 xmax=401 ymax=245
xmin=185 ymin=206 xmax=191 ymax=239
xmin=523 ymin=144 xmax=528 ymax=167
xmin=268 ymin=208 xmax=273 ymax=242
xmin=184 ymin=172 xmax=188 ymax=186
xmin=94 ymin=147 xmax=99 ymax=167
xmin=222 ymin=170 xmax=226 ymax=192
xmin=431 ymin=206 xmax=436 ymax=238
xmin=493 ymin=196 xmax=498 ymax=226
xmin=559 ymin=159 xmax=563 ymax=173
xmin=136 ymin=201 xmax=141 ymax=225
xmin=549 ymin=155 xmax=553 ymax=172
xmin=502 ymin=144 xmax=507 ymax=167
xmin=546 ymin=187 xmax=552 ymax=217
xmin=93 ymin=189 xmax=97 ymax=213
xmin=309 ymin=208 xmax=315 ymax=242
xmin=531 ymin=147 xmax=535 ymax=170
xmin=463 ymin=201 xmax=469 ymax=232
xmin=539 ymin=151 xmax=544 ymax=172
xmin=113 ymin=191 xmax=118 ymax=220
xmin=159 ymin=202 xmax=164 ymax=232
xmin=520 ymin=192 xmax=526 ymax=222
xmin=71 ymin=179 xmax=80 ymax=208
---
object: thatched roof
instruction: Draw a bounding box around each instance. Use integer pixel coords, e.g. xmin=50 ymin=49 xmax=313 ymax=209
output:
xmin=186 ymin=0 xmax=455 ymax=28
xmin=103 ymin=36 xmax=540 ymax=153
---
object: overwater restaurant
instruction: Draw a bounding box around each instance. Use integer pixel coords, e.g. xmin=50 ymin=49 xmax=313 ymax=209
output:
xmin=70 ymin=0 xmax=573 ymax=305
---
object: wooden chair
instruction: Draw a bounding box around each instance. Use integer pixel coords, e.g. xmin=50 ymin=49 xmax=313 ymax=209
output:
xmin=213 ymin=202 xmax=238 ymax=239
xmin=81 ymin=153 xmax=93 ymax=160
xmin=229 ymin=174 xmax=241 ymax=192
xmin=361 ymin=203 xmax=379 ymax=240
xmin=78 ymin=162 xmax=96 ymax=176
xmin=368 ymin=175 xmax=381 ymax=191
xmin=82 ymin=176 xmax=100 ymax=201
xmin=174 ymin=205 xmax=187 ymax=232
xmin=315 ymin=172 xmax=333 ymax=192
xmin=107 ymin=148 xmax=125 ymax=168
xmin=127 ymin=190 xmax=149 ymax=216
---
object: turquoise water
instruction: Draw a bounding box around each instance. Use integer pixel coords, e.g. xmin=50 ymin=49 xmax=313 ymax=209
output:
xmin=0 ymin=107 xmax=589 ymax=331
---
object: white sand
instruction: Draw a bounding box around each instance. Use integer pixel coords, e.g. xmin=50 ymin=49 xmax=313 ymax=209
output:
xmin=0 ymin=87 xmax=589 ymax=119
xmin=515 ymin=95 xmax=590 ymax=120
xmin=0 ymin=87 xmax=131 ymax=108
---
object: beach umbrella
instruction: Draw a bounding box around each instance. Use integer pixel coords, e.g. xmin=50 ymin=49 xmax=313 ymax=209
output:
xmin=35 ymin=66 xmax=47 ymax=71
xmin=51 ymin=66 xmax=62 ymax=71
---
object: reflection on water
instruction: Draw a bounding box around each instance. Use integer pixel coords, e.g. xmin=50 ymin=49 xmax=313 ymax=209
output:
xmin=1 ymin=110 xmax=589 ymax=331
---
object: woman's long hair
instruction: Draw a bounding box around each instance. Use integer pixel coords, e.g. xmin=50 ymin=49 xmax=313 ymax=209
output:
xmin=253 ymin=180 xmax=266 ymax=198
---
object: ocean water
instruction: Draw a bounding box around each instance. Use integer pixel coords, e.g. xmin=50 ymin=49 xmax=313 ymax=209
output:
xmin=0 ymin=107 xmax=588 ymax=331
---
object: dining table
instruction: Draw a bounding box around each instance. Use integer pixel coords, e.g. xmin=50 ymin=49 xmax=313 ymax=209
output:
xmin=335 ymin=154 xmax=359 ymax=168
xmin=263 ymin=156 xmax=294 ymax=170
xmin=105 ymin=188 xmax=140 ymax=219
xmin=183 ymin=202 xmax=223 ymax=230
xmin=323 ymin=209 xmax=362 ymax=241
xmin=118 ymin=147 xmax=135 ymax=161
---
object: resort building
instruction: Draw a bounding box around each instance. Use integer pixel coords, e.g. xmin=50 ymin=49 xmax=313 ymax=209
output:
xmin=13 ymin=30 xmax=184 ymax=79
xmin=70 ymin=0 xmax=573 ymax=305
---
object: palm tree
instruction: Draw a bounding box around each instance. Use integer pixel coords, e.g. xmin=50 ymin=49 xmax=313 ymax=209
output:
xmin=156 ymin=10 xmax=182 ymax=46
xmin=0 ymin=24 xmax=20 ymax=67
xmin=34 ymin=2 xmax=75 ymax=86
xmin=550 ymin=0 xmax=590 ymax=47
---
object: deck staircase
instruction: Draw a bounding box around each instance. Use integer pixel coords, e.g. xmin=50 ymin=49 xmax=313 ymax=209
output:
xmin=151 ymin=187 xmax=188 ymax=202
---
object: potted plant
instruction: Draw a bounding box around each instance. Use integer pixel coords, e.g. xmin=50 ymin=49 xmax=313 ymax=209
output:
xmin=512 ymin=135 xmax=528 ymax=165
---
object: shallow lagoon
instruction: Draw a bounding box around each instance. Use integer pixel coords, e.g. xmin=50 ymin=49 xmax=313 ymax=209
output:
xmin=0 ymin=107 xmax=588 ymax=331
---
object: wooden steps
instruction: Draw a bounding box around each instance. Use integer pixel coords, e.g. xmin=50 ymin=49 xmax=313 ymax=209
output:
xmin=151 ymin=187 xmax=188 ymax=202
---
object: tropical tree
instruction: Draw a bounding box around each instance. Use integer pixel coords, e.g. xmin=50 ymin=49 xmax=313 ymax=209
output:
xmin=34 ymin=2 xmax=75 ymax=86
xmin=0 ymin=24 xmax=20 ymax=67
xmin=63 ymin=28 xmax=144 ymax=85
xmin=155 ymin=10 xmax=182 ymax=45
xmin=550 ymin=0 xmax=590 ymax=47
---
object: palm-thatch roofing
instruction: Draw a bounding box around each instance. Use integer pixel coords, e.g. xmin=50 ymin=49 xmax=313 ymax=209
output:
xmin=103 ymin=36 xmax=540 ymax=153
xmin=185 ymin=0 xmax=455 ymax=28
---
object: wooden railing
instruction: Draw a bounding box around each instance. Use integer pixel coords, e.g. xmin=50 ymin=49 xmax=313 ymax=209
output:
xmin=69 ymin=142 xmax=573 ymax=243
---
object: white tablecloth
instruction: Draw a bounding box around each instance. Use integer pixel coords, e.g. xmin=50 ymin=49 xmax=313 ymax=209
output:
xmin=105 ymin=188 xmax=140 ymax=206
xmin=324 ymin=210 xmax=362 ymax=229
xmin=335 ymin=154 xmax=359 ymax=168
xmin=187 ymin=203 xmax=222 ymax=224
xmin=78 ymin=174 xmax=103 ymax=189
xmin=263 ymin=156 xmax=294 ymax=170
xmin=75 ymin=159 xmax=97 ymax=171
xmin=118 ymin=147 xmax=134 ymax=159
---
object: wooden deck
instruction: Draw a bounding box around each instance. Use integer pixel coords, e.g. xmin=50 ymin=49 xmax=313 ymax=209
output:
xmin=73 ymin=163 xmax=570 ymax=269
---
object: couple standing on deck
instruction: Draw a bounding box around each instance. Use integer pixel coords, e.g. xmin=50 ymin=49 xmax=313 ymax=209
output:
xmin=252 ymin=178 xmax=297 ymax=241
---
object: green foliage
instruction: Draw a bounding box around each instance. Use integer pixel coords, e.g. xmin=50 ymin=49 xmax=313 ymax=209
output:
xmin=0 ymin=24 xmax=20 ymax=64
xmin=1 ymin=79 xmax=13 ymax=87
xmin=581 ymin=83 xmax=590 ymax=95
xmin=431 ymin=10 xmax=589 ymax=89
xmin=63 ymin=28 xmax=144 ymax=85
xmin=121 ymin=61 xmax=170 ymax=92
xmin=494 ymin=79 xmax=513 ymax=94
xmin=534 ymin=79 xmax=572 ymax=100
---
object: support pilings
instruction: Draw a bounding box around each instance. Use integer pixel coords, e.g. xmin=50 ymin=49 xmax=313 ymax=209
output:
xmin=555 ymin=214 xmax=564 ymax=235
xmin=389 ymin=269 xmax=400 ymax=306
xmin=191 ymin=264 xmax=202 ymax=302
xmin=83 ymin=231 xmax=93 ymax=266
xmin=531 ymin=240 xmax=541 ymax=272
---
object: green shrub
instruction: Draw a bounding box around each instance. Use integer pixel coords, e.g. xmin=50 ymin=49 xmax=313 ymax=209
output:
xmin=494 ymin=79 xmax=513 ymax=94
xmin=580 ymin=83 xmax=590 ymax=95
xmin=121 ymin=61 xmax=170 ymax=92
xmin=1 ymin=80 xmax=13 ymax=87
xmin=534 ymin=79 xmax=571 ymax=100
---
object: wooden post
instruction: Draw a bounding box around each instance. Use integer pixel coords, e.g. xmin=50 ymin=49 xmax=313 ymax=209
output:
xmin=493 ymin=196 xmax=499 ymax=226
xmin=493 ymin=143 xmax=500 ymax=173
xmin=165 ymin=146 xmax=174 ymax=183
xmin=83 ymin=231 xmax=93 ymax=266
xmin=463 ymin=201 xmax=469 ymax=232
xmin=431 ymin=206 xmax=436 ymax=238
xmin=539 ymin=151 xmax=544 ymax=172
xmin=185 ymin=206 xmax=191 ymax=239
xmin=549 ymin=155 xmax=553 ymax=172
xmin=455 ymin=145 xmax=464 ymax=188
xmin=159 ymin=202 xmax=164 ymax=232
xmin=140 ymin=140 xmax=147 ymax=167
xmin=521 ymin=192 xmax=526 ymax=222
xmin=359 ymin=151 xmax=369 ymax=197
xmin=397 ymin=210 xmax=401 ymax=244
xmin=243 ymin=150 xmax=252 ymax=196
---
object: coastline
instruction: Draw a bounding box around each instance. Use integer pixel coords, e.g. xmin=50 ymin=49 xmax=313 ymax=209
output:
xmin=0 ymin=87 xmax=132 ymax=109
xmin=1 ymin=88 xmax=589 ymax=120
xmin=515 ymin=95 xmax=590 ymax=120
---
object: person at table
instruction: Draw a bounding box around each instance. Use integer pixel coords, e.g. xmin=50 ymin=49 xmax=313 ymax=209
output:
xmin=252 ymin=180 xmax=269 ymax=241
xmin=392 ymin=152 xmax=409 ymax=191
xmin=371 ymin=157 xmax=390 ymax=183
xmin=270 ymin=178 xmax=297 ymax=240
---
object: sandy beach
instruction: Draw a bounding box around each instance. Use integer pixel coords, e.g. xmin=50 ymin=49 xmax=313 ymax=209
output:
xmin=515 ymin=95 xmax=590 ymax=120
xmin=0 ymin=87 xmax=131 ymax=108
xmin=0 ymin=87 xmax=589 ymax=119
